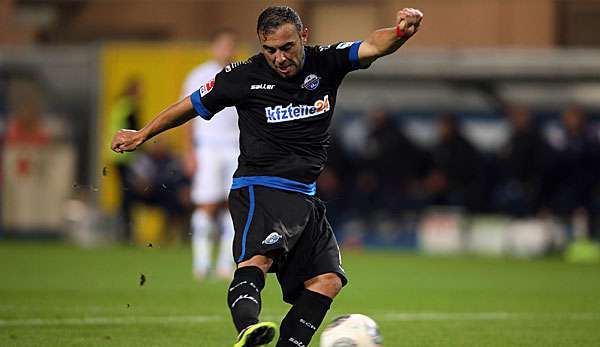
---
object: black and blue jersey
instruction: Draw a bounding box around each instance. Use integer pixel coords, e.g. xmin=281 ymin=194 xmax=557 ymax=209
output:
xmin=190 ymin=41 xmax=367 ymax=195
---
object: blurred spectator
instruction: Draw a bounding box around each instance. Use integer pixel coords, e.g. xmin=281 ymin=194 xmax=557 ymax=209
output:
xmin=317 ymin=135 xmax=353 ymax=226
xmin=2 ymin=79 xmax=52 ymax=191
xmin=425 ymin=113 xmax=487 ymax=212
xmin=544 ymin=106 xmax=600 ymax=240
xmin=0 ymin=81 xmax=51 ymax=200
xmin=4 ymin=80 xmax=51 ymax=146
xmin=347 ymin=109 xmax=429 ymax=218
xmin=495 ymin=105 xmax=553 ymax=217
xmin=1 ymin=79 xmax=64 ymax=233
xmin=106 ymin=78 xmax=141 ymax=241
xmin=128 ymin=140 xmax=190 ymax=242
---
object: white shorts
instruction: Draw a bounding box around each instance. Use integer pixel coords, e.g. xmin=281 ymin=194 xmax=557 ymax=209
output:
xmin=191 ymin=146 xmax=239 ymax=205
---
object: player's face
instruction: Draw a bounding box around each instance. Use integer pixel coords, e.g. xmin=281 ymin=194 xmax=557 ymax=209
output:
xmin=259 ymin=23 xmax=308 ymax=78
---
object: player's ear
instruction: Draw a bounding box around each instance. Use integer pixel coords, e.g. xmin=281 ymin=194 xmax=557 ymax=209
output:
xmin=300 ymin=27 xmax=309 ymax=44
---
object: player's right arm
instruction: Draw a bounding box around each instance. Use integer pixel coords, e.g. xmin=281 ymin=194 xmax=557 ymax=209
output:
xmin=111 ymin=97 xmax=196 ymax=153
xmin=358 ymin=8 xmax=423 ymax=66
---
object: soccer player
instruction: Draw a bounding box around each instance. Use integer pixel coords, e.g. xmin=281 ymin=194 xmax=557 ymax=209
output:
xmin=181 ymin=29 xmax=239 ymax=281
xmin=111 ymin=5 xmax=423 ymax=347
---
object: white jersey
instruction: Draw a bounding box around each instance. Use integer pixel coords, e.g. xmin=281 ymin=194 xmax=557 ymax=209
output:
xmin=182 ymin=60 xmax=239 ymax=148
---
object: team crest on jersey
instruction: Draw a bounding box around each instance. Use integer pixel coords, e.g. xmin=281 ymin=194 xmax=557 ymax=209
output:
xmin=262 ymin=232 xmax=282 ymax=245
xmin=200 ymin=78 xmax=215 ymax=97
xmin=265 ymin=95 xmax=330 ymax=123
xmin=301 ymin=74 xmax=321 ymax=90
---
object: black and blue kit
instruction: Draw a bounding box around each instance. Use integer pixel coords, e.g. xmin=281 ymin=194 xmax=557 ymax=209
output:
xmin=191 ymin=41 xmax=367 ymax=303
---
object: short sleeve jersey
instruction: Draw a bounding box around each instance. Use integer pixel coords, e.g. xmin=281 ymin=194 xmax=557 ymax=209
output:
xmin=190 ymin=40 xmax=366 ymax=187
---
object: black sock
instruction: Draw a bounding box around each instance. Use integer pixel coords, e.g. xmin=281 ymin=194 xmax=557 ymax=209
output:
xmin=227 ymin=266 xmax=265 ymax=333
xmin=276 ymin=289 xmax=333 ymax=347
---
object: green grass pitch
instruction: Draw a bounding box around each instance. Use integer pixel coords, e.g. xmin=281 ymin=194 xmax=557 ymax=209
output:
xmin=1 ymin=241 xmax=600 ymax=346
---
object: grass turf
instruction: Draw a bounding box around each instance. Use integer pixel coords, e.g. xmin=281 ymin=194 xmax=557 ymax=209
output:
xmin=1 ymin=241 xmax=599 ymax=346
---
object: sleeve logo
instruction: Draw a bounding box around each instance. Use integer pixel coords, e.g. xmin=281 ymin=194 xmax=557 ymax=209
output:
xmin=225 ymin=59 xmax=250 ymax=72
xmin=199 ymin=78 xmax=215 ymax=97
xmin=265 ymin=95 xmax=330 ymax=123
xmin=336 ymin=41 xmax=355 ymax=49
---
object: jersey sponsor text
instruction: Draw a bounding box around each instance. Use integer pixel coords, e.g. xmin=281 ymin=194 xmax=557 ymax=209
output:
xmin=265 ymin=95 xmax=330 ymax=123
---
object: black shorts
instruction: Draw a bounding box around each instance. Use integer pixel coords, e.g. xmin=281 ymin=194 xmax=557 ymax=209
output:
xmin=229 ymin=185 xmax=348 ymax=304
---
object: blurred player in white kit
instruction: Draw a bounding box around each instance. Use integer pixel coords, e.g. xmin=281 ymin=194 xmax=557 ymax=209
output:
xmin=181 ymin=29 xmax=239 ymax=280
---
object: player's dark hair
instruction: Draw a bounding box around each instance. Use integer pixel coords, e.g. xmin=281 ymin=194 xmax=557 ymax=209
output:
xmin=257 ymin=6 xmax=303 ymax=36
xmin=209 ymin=27 xmax=236 ymax=42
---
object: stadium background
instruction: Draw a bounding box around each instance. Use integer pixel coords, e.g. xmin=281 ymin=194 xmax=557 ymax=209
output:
xmin=1 ymin=1 xmax=600 ymax=346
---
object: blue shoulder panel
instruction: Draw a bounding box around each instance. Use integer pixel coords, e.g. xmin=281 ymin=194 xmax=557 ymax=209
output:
xmin=349 ymin=40 xmax=363 ymax=70
xmin=190 ymin=90 xmax=214 ymax=120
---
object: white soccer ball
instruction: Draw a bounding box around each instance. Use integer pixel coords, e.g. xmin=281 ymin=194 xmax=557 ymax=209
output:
xmin=320 ymin=314 xmax=383 ymax=347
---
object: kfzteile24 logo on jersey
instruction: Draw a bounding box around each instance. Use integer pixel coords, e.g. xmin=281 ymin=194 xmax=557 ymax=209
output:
xmin=265 ymin=95 xmax=330 ymax=123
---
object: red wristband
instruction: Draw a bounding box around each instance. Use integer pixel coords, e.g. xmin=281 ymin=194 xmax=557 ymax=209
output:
xmin=396 ymin=24 xmax=405 ymax=38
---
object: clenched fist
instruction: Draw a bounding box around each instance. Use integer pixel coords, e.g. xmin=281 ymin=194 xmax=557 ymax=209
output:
xmin=396 ymin=8 xmax=423 ymax=38
xmin=111 ymin=129 xmax=145 ymax=153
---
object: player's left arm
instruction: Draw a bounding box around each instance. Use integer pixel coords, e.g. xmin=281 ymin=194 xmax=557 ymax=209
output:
xmin=358 ymin=8 xmax=423 ymax=66
xmin=111 ymin=98 xmax=196 ymax=153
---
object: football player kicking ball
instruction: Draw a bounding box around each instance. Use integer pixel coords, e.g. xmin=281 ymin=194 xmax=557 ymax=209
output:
xmin=111 ymin=5 xmax=422 ymax=347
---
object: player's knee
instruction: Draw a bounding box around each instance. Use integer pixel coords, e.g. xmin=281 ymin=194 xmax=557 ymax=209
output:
xmin=305 ymin=273 xmax=343 ymax=298
xmin=238 ymin=255 xmax=273 ymax=274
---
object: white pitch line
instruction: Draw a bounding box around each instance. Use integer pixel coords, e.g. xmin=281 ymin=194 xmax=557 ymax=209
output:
xmin=1 ymin=312 xmax=599 ymax=327
xmin=0 ymin=315 xmax=223 ymax=327
xmin=381 ymin=312 xmax=600 ymax=321
xmin=381 ymin=312 xmax=515 ymax=321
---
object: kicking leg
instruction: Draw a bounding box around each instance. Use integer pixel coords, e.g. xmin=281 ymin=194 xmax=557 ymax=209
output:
xmin=276 ymin=273 xmax=342 ymax=347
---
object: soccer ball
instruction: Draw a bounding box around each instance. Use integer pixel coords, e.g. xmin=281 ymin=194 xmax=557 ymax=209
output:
xmin=320 ymin=314 xmax=383 ymax=347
